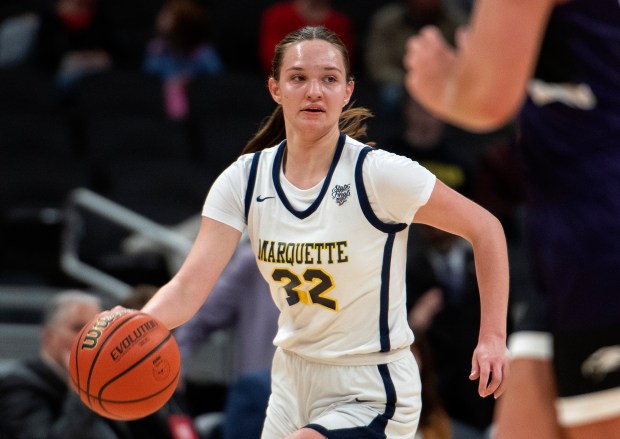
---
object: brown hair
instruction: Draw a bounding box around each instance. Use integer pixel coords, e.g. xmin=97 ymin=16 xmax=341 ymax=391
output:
xmin=242 ymin=26 xmax=374 ymax=154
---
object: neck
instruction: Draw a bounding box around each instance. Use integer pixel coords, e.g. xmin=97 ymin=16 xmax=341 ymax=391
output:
xmin=283 ymin=129 xmax=340 ymax=189
xmin=41 ymin=350 xmax=68 ymax=381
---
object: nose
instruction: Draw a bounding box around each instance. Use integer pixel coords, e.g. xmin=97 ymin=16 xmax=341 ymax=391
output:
xmin=306 ymin=79 xmax=322 ymax=100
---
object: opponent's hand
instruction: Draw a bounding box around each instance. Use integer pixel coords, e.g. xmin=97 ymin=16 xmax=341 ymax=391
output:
xmin=404 ymin=26 xmax=458 ymax=119
xmin=469 ymin=334 xmax=510 ymax=399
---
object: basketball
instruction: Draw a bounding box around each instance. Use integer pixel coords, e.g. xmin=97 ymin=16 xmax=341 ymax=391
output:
xmin=69 ymin=308 xmax=181 ymax=420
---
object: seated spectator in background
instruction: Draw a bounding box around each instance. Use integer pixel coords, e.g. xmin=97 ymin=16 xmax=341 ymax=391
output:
xmin=258 ymin=0 xmax=355 ymax=75
xmin=31 ymin=0 xmax=113 ymax=94
xmin=365 ymin=0 xmax=458 ymax=116
xmin=144 ymin=0 xmax=224 ymax=120
xmin=0 ymin=290 xmax=130 ymax=438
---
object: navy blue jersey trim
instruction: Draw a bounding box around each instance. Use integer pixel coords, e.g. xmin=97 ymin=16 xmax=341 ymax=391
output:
xmin=378 ymin=364 xmax=397 ymax=418
xmin=379 ymin=234 xmax=396 ymax=352
xmin=244 ymin=151 xmax=261 ymax=222
xmin=354 ymin=147 xmax=408 ymax=234
xmin=272 ymin=132 xmax=346 ymax=219
xmin=304 ymin=363 xmax=397 ymax=438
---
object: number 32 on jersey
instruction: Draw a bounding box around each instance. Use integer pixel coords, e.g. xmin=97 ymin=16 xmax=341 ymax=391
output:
xmin=272 ymin=268 xmax=338 ymax=312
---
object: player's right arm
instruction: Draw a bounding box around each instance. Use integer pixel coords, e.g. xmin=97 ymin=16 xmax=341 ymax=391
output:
xmin=142 ymin=217 xmax=242 ymax=330
xmin=142 ymin=217 xmax=241 ymax=330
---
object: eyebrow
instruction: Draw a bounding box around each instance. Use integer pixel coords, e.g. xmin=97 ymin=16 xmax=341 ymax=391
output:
xmin=285 ymin=66 xmax=342 ymax=73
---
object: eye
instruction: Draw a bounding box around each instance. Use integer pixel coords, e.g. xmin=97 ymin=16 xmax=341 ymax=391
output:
xmin=291 ymin=74 xmax=305 ymax=82
xmin=324 ymin=76 xmax=337 ymax=83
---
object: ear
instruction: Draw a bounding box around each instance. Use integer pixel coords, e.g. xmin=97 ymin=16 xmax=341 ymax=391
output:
xmin=268 ymin=77 xmax=282 ymax=105
xmin=343 ymin=80 xmax=354 ymax=107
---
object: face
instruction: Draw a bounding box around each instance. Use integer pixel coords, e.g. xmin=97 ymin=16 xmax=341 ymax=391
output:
xmin=268 ymin=40 xmax=354 ymax=139
xmin=43 ymin=300 xmax=101 ymax=375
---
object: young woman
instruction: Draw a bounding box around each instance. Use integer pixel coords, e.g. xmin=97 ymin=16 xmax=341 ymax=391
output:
xmin=404 ymin=1 xmax=620 ymax=438
xmin=141 ymin=26 xmax=510 ymax=439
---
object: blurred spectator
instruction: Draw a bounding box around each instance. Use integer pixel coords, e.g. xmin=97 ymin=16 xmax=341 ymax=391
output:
xmin=144 ymin=0 xmax=224 ymax=120
xmin=365 ymin=0 xmax=457 ymax=115
xmin=31 ymin=0 xmax=113 ymax=94
xmin=385 ymin=95 xmax=472 ymax=197
xmin=0 ymin=1 xmax=40 ymax=67
xmin=0 ymin=290 xmax=129 ymax=438
xmin=258 ymin=0 xmax=355 ymax=75
xmin=221 ymin=370 xmax=271 ymax=439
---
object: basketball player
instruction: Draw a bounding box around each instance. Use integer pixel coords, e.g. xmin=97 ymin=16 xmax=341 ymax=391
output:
xmin=141 ymin=26 xmax=510 ymax=439
xmin=404 ymin=1 xmax=620 ymax=438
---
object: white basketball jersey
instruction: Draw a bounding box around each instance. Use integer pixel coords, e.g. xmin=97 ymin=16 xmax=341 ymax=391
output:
xmin=237 ymin=134 xmax=435 ymax=364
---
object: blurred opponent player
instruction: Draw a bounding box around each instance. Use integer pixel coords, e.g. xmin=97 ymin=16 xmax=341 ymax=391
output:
xmin=404 ymin=1 xmax=620 ymax=438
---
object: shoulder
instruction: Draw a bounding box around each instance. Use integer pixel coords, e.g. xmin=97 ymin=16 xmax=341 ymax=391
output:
xmin=215 ymin=145 xmax=279 ymax=186
xmin=0 ymin=359 xmax=52 ymax=390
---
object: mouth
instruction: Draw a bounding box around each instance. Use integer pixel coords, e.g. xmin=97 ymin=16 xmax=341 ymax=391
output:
xmin=301 ymin=106 xmax=325 ymax=113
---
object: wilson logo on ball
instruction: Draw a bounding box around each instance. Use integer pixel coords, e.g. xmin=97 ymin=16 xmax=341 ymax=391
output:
xmin=81 ymin=309 xmax=132 ymax=350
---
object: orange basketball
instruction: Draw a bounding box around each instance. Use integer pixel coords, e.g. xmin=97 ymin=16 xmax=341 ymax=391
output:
xmin=69 ymin=309 xmax=181 ymax=420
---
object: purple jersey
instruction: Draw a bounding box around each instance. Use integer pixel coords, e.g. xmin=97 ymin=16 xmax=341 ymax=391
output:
xmin=519 ymin=0 xmax=620 ymax=331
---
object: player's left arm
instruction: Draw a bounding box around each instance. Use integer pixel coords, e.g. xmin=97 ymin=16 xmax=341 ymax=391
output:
xmin=413 ymin=180 xmax=510 ymax=398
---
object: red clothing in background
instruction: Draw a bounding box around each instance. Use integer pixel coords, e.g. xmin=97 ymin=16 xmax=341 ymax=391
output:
xmin=259 ymin=1 xmax=355 ymax=74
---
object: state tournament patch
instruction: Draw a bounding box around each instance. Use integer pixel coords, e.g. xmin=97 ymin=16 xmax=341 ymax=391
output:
xmin=331 ymin=183 xmax=351 ymax=206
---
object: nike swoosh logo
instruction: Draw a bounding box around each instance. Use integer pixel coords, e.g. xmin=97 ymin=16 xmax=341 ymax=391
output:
xmin=256 ymin=195 xmax=275 ymax=202
xmin=355 ymin=397 xmax=373 ymax=403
